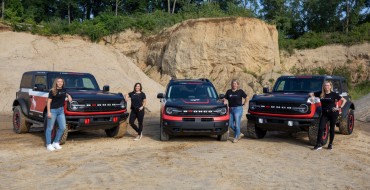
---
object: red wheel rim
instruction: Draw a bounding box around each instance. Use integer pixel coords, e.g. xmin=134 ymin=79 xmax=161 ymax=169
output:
xmin=349 ymin=114 xmax=354 ymax=131
xmin=13 ymin=112 xmax=20 ymax=130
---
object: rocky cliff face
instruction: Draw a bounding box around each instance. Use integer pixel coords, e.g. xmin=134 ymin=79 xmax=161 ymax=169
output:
xmin=107 ymin=18 xmax=370 ymax=96
xmin=281 ymin=44 xmax=370 ymax=84
xmin=107 ymin=17 xmax=281 ymax=96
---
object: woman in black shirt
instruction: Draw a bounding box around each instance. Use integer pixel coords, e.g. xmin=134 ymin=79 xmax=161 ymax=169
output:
xmin=46 ymin=77 xmax=72 ymax=151
xmin=224 ymin=79 xmax=247 ymax=143
xmin=126 ymin=83 xmax=147 ymax=141
xmin=310 ymin=81 xmax=346 ymax=150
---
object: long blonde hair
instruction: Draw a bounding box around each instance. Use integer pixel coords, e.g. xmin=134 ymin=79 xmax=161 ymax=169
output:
xmin=51 ymin=77 xmax=65 ymax=96
xmin=320 ymin=81 xmax=333 ymax=98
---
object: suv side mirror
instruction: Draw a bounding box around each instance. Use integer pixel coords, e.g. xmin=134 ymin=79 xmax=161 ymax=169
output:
xmin=157 ymin=93 xmax=164 ymax=99
xmin=34 ymin=84 xmax=46 ymax=91
xmin=103 ymin=85 xmax=110 ymax=92
xmin=219 ymin=94 xmax=225 ymax=99
xmin=263 ymin=87 xmax=269 ymax=93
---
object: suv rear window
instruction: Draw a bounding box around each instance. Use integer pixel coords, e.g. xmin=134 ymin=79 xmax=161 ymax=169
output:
xmin=167 ymin=83 xmax=217 ymax=99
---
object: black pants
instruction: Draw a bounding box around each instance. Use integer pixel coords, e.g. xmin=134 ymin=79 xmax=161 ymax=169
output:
xmin=316 ymin=110 xmax=339 ymax=145
xmin=129 ymin=108 xmax=145 ymax=135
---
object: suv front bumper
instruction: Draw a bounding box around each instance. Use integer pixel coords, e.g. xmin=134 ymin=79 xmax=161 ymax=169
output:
xmin=162 ymin=118 xmax=229 ymax=136
xmin=66 ymin=112 xmax=129 ymax=130
xmin=246 ymin=113 xmax=318 ymax=132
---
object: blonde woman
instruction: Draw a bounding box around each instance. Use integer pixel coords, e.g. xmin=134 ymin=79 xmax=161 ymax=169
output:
xmin=46 ymin=77 xmax=72 ymax=151
xmin=224 ymin=79 xmax=247 ymax=143
xmin=309 ymin=81 xmax=346 ymax=150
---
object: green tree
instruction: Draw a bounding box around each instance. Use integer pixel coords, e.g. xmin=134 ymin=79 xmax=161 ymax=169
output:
xmin=303 ymin=0 xmax=341 ymax=32
xmin=338 ymin=0 xmax=366 ymax=34
xmin=4 ymin=0 xmax=24 ymax=23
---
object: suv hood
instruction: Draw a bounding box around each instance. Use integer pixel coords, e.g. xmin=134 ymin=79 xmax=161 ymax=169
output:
xmin=251 ymin=92 xmax=310 ymax=104
xmin=67 ymin=90 xmax=124 ymax=101
xmin=165 ymin=98 xmax=225 ymax=108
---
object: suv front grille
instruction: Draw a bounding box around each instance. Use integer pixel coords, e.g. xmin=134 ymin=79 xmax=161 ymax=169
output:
xmin=68 ymin=100 xmax=124 ymax=112
xmin=182 ymin=118 xmax=214 ymax=122
xmin=251 ymin=102 xmax=310 ymax=115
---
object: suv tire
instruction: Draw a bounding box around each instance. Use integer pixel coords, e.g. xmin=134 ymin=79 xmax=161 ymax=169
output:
xmin=246 ymin=120 xmax=266 ymax=139
xmin=12 ymin=106 xmax=30 ymax=134
xmin=160 ymin=122 xmax=169 ymax=141
xmin=105 ymin=121 xmax=128 ymax=138
xmin=217 ymin=130 xmax=229 ymax=141
xmin=43 ymin=117 xmax=68 ymax=145
xmin=339 ymin=109 xmax=354 ymax=135
xmin=308 ymin=120 xmax=329 ymax=146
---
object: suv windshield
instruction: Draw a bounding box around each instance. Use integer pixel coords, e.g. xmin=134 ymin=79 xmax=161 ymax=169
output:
xmin=167 ymin=83 xmax=218 ymax=99
xmin=273 ymin=77 xmax=323 ymax=93
xmin=47 ymin=73 xmax=100 ymax=90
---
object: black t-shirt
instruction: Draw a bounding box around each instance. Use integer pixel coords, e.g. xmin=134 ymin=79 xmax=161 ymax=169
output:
xmin=129 ymin=91 xmax=146 ymax=109
xmin=225 ymin=89 xmax=247 ymax=107
xmin=314 ymin=91 xmax=342 ymax=110
xmin=48 ymin=88 xmax=67 ymax=109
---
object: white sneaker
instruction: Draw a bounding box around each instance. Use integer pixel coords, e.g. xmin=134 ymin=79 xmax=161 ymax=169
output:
xmin=134 ymin=135 xmax=141 ymax=141
xmin=52 ymin=142 xmax=62 ymax=150
xmin=46 ymin=144 xmax=56 ymax=151
xmin=238 ymin=133 xmax=245 ymax=140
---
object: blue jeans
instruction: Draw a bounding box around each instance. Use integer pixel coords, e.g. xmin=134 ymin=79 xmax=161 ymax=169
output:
xmin=46 ymin=107 xmax=66 ymax=145
xmin=229 ymin=106 xmax=243 ymax=138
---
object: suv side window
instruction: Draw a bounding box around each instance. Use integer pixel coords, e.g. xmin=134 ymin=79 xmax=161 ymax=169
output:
xmin=329 ymin=80 xmax=341 ymax=94
xmin=35 ymin=75 xmax=47 ymax=86
xmin=20 ymin=74 xmax=33 ymax=88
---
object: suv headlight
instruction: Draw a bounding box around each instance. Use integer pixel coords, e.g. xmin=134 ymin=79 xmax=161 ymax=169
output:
xmin=69 ymin=101 xmax=84 ymax=111
xmin=249 ymin=102 xmax=257 ymax=110
xmin=69 ymin=101 xmax=78 ymax=110
xmin=214 ymin=107 xmax=227 ymax=115
xmin=165 ymin=107 xmax=182 ymax=115
xmin=292 ymin=104 xmax=309 ymax=113
xmin=120 ymin=100 xmax=126 ymax=109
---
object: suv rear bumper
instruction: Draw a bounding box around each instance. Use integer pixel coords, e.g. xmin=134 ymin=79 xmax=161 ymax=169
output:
xmin=162 ymin=119 xmax=229 ymax=136
xmin=246 ymin=113 xmax=318 ymax=132
xmin=66 ymin=112 xmax=129 ymax=130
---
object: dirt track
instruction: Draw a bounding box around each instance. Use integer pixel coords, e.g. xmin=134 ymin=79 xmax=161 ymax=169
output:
xmin=1 ymin=113 xmax=370 ymax=189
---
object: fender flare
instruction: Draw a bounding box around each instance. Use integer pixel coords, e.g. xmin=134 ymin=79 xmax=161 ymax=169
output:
xmin=341 ymin=102 xmax=355 ymax=117
xmin=12 ymin=99 xmax=29 ymax=116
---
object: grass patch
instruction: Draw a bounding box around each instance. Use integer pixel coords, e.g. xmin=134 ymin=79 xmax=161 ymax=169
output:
xmin=350 ymin=81 xmax=370 ymax=100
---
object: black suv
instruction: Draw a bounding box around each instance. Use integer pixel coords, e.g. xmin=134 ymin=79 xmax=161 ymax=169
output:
xmin=246 ymin=75 xmax=355 ymax=145
xmin=157 ymin=79 xmax=229 ymax=141
xmin=12 ymin=71 xmax=129 ymax=144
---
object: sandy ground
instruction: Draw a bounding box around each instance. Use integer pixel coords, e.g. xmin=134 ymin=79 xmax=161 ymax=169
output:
xmin=1 ymin=112 xmax=370 ymax=190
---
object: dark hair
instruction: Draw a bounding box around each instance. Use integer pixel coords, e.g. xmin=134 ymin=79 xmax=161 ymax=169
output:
xmin=133 ymin=83 xmax=142 ymax=93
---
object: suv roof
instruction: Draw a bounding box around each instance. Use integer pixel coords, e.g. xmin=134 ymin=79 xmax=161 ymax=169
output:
xmin=169 ymin=78 xmax=211 ymax=84
xmin=278 ymin=75 xmax=345 ymax=80
xmin=23 ymin=71 xmax=93 ymax=75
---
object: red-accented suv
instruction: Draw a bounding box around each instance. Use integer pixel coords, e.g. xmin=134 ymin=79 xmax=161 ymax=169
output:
xmin=12 ymin=71 xmax=129 ymax=144
xmin=157 ymin=78 xmax=229 ymax=141
xmin=246 ymin=75 xmax=355 ymax=145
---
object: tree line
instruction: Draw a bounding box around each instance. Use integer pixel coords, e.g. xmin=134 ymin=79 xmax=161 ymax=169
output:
xmin=0 ymin=0 xmax=369 ymax=46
